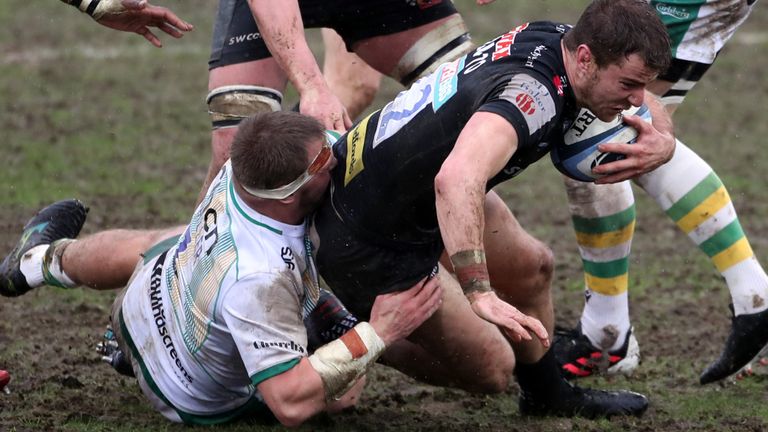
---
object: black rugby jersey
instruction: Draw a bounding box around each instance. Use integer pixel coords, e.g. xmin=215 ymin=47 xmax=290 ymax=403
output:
xmin=327 ymin=21 xmax=578 ymax=245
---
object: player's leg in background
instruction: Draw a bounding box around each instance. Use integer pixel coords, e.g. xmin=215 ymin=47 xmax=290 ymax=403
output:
xmin=350 ymin=11 xmax=474 ymax=87
xmin=200 ymin=0 xmax=288 ymax=203
xmin=557 ymin=0 xmax=764 ymax=380
xmin=639 ymin=56 xmax=768 ymax=382
xmin=203 ymin=59 xmax=286 ymax=203
xmin=556 ymin=179 xmax=639 ymax=378
xmin=321 ymin=29 xmax=381 ymax=120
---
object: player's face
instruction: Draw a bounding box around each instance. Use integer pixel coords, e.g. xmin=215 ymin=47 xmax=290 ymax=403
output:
xmin=582 ymin=54 xmax=657 ymax=121
xmin=297 ymin=137 xmax=337 ymax=210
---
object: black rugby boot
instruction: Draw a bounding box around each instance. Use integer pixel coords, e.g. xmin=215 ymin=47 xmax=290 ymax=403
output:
xmin=0 ymin=200 xmax=88 ymax=297
xmin=516 ymin=349 xmax=648 ymax=418
xmin=96 ymin=326 xmax=135 ymax=378
xmin=700 ymin=305 xmax=768 ymax=384
xmin=553 ymin=323 xmax=640 ymax=379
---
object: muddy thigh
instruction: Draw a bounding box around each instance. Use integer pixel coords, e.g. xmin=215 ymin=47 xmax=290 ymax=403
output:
xmin=392 ymin=264 xmax=515 ymax=394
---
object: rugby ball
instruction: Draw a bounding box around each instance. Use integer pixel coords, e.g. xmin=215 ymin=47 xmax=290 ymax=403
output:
xmin=551 ymin=104 xmax=652 ymax=182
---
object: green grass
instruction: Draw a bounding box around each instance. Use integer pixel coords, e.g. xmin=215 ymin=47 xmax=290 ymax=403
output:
xmin=2 ymin=0 xmax=768 ymax=430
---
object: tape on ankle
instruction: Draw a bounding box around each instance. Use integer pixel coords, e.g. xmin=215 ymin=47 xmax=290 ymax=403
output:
xmin=308 ymin=322 xmax=385 ymax=401
xmin=42 ymin=239 xmax=77 ymax=288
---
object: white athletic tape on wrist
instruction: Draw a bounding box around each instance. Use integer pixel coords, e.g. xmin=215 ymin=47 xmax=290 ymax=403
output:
xmin=206 ymin=85 xmax=283 ymax=129
xmin=61 ymin=0 xmax=126 ymax=20
xmin=308 ymin=322 xmax=386 ymax=401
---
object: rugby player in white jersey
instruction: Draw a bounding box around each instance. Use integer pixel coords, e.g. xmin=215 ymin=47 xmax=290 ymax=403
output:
xmin=0 ymin=112 xmax=442 ymax=425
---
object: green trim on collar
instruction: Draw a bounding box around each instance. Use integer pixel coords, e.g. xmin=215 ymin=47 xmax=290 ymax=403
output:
xmin=229 ymin=180 xmax=282 ymax=235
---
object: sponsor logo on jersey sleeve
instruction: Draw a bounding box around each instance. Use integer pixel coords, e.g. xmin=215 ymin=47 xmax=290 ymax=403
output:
xmin=433 ymin=56 xmax=466 ymax=111
xmin=492 ymin=23 xmax=529 ymax=61
xmin=372 ymin=77 xmax=433 ymax=147
xmin=655 ymin=4 xmax=691 ymax=20
xmin=253 ymin=339 xmax=305 ymax=354
xmin=515 ymin=93 xmax=537 ymax=115
xmin=503 ymin=165 xmax=522 ymax=177
xmin=553 ymin=75 xmax=565 ymax=96
xmin=525 ymin=45 xmax=547 ymax=68
xmin=344 ymin=113 xmax=374 ymax=186
xmin=499 ymin=74 xmax=556 ymax=135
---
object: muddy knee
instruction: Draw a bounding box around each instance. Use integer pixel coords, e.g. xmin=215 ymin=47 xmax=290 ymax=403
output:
xmin=532 ymin=241 xmax=555 ymax=289
xmin=468 ymin=360 xmax=514 ymax=394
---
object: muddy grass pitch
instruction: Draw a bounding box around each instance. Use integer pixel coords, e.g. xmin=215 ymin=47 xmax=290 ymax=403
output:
xmin=2 ymin=0 xmax=768 ymax=430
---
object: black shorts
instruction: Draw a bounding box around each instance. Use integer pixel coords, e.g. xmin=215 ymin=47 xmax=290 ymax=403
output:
xmin=657 ymin=57 xmax=713 ymax=102
xmin=209 ymin=0 xmax=458 ymax=69
xmin=313 ymin=199 xmax=442 ymax=320
xmin=658 ymin=57 xmax=713 ymax=84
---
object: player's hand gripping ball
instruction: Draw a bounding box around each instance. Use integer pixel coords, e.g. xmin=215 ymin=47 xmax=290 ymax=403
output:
xmin=551 ymin=104 xmax=652 ymax=182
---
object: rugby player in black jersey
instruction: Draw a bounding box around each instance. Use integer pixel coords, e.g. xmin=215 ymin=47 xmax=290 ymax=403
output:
xmin=312 ymin=0 xmax=675 ymax=418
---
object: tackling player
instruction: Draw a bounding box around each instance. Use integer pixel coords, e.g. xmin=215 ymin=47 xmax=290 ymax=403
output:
xmin=0 ymin=112 xmax=442 ymax=425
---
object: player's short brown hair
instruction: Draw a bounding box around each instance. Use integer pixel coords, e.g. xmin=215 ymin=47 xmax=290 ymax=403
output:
xmin=230 ymin=111 xmax=325 ymax=190
xmin=564 ymin=0 xmax=670 ymax=74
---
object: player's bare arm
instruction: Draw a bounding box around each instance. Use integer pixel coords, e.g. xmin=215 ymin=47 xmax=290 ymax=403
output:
xmin=257 ymin=276 xmax=441 ymax=426
xmin=59 ymin=0 xmax=193 ymax=48
xmin=247 ymin=0 xmax=352 ymax=131
xmin=434 ymin=112 xmax=549 ymax=346
xmin=593 ymin=91 xmax=675 ymax=183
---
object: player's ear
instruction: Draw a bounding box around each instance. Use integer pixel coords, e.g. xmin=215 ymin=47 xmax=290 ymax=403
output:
xmin=278 ymin=194 xmax=297 ymax=205
xmin=575 ymin=44 xmax=594 ymax=74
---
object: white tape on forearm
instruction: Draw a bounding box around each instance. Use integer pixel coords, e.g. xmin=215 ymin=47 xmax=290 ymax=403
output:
xmin=308 ymin=322 xmax=386 ymax=401
xmin=60 ymin=0 xmax=126 ymax=20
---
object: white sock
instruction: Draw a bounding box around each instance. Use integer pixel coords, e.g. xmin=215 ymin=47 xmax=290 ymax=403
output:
xmin=636 ymin=140 xmax=768 ymax=316
xmin=580 ymin=290 xmax=631 ymax=352
xmin=723 ymin=258 xmax=768 ymax=316
xmin=19 ymin=245 xmax=49 ymax=288
xmin=19 ymin=242 xmax=76 ymax=289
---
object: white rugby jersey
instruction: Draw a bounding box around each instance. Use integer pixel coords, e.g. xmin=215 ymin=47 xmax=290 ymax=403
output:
xmin=651 ymin=0 xmax=756 ymax=64
xmin=118 ymin=161 xmax=320 ymax=424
